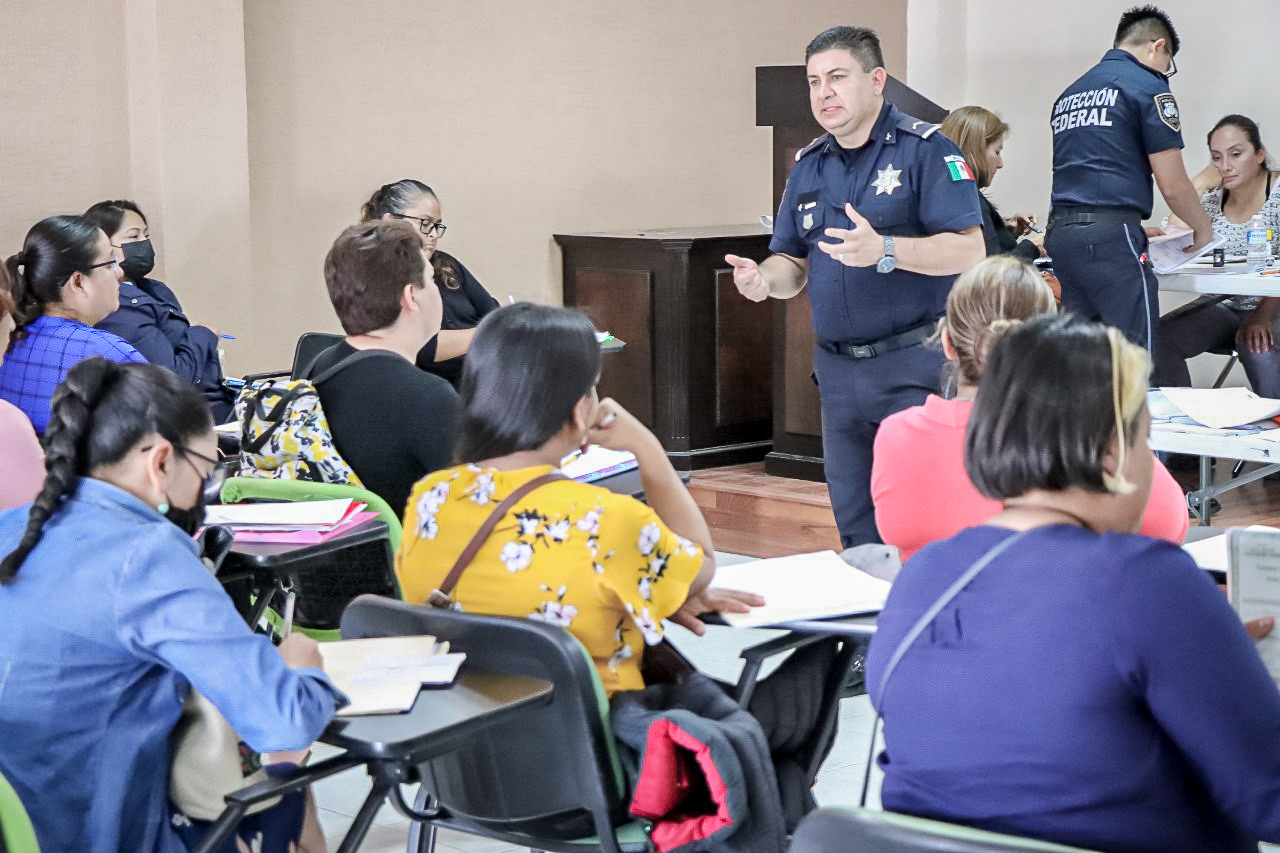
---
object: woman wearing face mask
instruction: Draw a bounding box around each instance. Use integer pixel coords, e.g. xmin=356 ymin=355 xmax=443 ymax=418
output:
xmin=0 ymin=357 xmax=340 ymax=853
xmin=0 ymin=215 xmax=146 ymax=436
xmin=83 ymin=200 xmax=235 ymax=422
xmin=1154 ymin=116 xmax=1280 ymax=396
xmin=360 ymin=180 xmax=500 ymax=388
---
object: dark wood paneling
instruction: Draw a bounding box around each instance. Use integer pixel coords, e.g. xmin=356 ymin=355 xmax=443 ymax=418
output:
xmin=714 ymin=269 xmax=771 ymax=428
xmin=574 ymin=268 xmax=653 ymax=427
xmin=782 ymin=297 xmax=822 ymax=436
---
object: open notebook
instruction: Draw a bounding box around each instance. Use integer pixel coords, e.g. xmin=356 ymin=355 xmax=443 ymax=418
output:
xmin=710 ymin=550 xmax=890 ymax=629
xmin=319 ymin=636 xmax=466 ymax=716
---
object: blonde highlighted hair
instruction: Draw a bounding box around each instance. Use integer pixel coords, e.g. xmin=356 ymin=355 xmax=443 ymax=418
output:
xmin=1103 ymin=327 xmax=1151 ymax=495
xmin=938 ymin=255 xmax=1055 ymax=388
xmin=939 ymin=105 xmax=1009 ymax=189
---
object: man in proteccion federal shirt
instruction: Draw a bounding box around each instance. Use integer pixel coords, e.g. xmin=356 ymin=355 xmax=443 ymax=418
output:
xmin=1046 ymin=4 xmax=1212 ymax=353
xmin=727 ymin=25 xmax=983 ymax=548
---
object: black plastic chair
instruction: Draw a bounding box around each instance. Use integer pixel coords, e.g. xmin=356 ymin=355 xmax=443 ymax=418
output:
xmin=240 ymin=331 xmax=345 ymax=385
xmin=339 ymin=595 xmax=649 ymax=853
xmin=790 ymin=808 xmax=1097 ymax=853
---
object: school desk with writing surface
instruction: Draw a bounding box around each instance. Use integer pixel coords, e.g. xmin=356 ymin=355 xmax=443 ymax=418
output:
xmin=1148 ymin=418 xmax=1280 ymax=526
xmin=192 ymin=669 xmax=554 ymax=853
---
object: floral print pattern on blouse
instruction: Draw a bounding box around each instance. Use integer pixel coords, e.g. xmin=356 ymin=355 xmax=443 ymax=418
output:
xmin=398 ymin=464 xmax=703 ymax=695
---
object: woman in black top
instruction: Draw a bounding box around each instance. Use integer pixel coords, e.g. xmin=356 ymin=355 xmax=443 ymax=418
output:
xmin=939 ymin=106 xmax=1044 ymax=261
xmin=360 ymin=179 xmax=500 ymax=387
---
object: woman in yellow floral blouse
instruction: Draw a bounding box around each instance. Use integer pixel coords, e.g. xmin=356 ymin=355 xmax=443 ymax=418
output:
xmin=398 ymin=304 xmax=759 ymax=695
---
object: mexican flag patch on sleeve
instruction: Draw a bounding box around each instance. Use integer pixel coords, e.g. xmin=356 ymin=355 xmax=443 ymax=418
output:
xmin=944 ymin=155 xmax=975 ymax=182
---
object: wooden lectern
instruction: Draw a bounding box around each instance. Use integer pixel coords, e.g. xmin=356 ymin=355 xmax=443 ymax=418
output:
xmin=755 ymin=66 xmax=947 ymax=481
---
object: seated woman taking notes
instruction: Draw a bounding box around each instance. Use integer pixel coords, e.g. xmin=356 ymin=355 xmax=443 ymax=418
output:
xmin=871 ymin=256 xmax=1187 ymax=561
xmin=0 ymin=358 xmax=339 ymax=852
xmin=1154 ymin=114 xmax=1280 ymax=396
xmin=868 ymin=315 xmax=1280 ymax=853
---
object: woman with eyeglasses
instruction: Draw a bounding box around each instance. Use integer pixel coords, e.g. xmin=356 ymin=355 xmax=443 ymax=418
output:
xmin=360 ymin=179 xmax=500 ymax=387
xmin=0 ymin=215 xmax=146 ymax=435
xmin=867 ymin=315 xmax=1280 ymax=852
xmin=83 ymin=200 xmax=236 ymax=422
xmin=0 ymin=357 xmax=340 ymax=853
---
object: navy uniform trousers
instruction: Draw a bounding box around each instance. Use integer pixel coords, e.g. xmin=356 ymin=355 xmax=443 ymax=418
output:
xmin=814 ymin=340 xmax=945 ymax=548
xmin=1046 ymin=221 xmax=1159 ymax=353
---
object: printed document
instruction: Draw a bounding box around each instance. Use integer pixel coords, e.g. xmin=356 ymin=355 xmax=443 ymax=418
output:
xmin=1228 ymin=528 xmax=1280 ymax=684
xmin=1149 ymin=228 xmax=1226 ymax=274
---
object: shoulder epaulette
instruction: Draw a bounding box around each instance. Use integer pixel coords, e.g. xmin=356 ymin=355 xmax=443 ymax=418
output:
xmin=896 ymin=115 xmax=941 ymax=139
xmin=794 ymin=135 xmax=827 ymax=162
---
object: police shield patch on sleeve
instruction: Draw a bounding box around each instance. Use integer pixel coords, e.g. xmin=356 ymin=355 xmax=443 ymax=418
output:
xmin=1154 ymin=93 xmax=1180 ymax=132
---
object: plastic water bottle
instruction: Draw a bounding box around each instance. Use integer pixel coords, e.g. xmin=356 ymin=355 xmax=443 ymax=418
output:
xmin=1246 ymin=215 xmax=1272 ymax=270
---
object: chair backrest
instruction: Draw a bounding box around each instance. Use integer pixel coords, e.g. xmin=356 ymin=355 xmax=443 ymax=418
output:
xmin=220 ymin=476 xmax=403 ymax=552
xmin=340 ymin=595 xmax=629 ymax=842
xmin=0 ymin=771 xmax=39 ymax=853
xmin=790 ymin=808 xmax=1097 ymax=853
xmin=291 ymin=332 xmax=345 ymax=379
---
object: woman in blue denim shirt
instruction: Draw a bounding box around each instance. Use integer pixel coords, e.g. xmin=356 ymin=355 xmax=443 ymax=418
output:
xmin=0 ymin=358 xmax=340 ymax=852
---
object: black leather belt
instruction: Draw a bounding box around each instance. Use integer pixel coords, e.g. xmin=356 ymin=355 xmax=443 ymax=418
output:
xmin=818 ymin=322 xmax=936 ymax=359
xmin=1048 ymin=207 xmax=1143 ymax=227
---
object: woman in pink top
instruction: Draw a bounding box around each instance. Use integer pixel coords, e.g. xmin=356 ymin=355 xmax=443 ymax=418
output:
xmin=0 ymin=266 xmax=44 ymax=510
xmin=871 ymin=256 xmax=1188 ymax=561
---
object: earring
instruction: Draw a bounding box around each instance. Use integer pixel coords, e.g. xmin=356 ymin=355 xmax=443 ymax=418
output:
xmin=156 ymin=501 xmax=170 ymax=515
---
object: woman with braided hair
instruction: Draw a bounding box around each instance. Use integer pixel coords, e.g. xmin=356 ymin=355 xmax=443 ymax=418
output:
xmin=0 ymin=358 xmax=340 ymax=852
xmin=0 ymin=215 xmax=147 ymax=435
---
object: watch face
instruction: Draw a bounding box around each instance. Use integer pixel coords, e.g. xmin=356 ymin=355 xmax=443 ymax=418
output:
xmin=877 ymin=256 xmax=896 ymax=273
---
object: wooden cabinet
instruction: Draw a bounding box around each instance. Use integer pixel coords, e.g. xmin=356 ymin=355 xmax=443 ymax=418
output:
xmin=556 ymin=226 xmax=774 ymax=471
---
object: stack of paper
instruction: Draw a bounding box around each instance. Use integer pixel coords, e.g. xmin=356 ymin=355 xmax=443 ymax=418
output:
xmin=204 ymin=499 xmax=379 ymax=544
xmin=709 ymin=550 xmax=891 ymax=629
xmin=319 ymin=636 xmax=466 ymax=716
xmin=561 ymin=445 xmax=638 ymax=483
xmin=1158 ymin=387 xmax=1280 ymax=430
xmin=1149 ymin=228 xmax=1227 ymax=274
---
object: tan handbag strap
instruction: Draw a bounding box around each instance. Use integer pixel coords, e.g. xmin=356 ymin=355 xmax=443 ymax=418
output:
xmin=428 ymin=471 xmax=567 ymax=608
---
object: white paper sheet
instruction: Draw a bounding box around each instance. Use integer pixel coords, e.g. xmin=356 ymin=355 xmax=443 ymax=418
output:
xmin=1228 ymin=528 xmax=1280 ymax=684
xmin=560 ymin=445 xmax=638 ymax=483
xmin=320 ymin=636 xmax=463 ymax=716
xmin=204 ymin=499 xmax=358 ymax=529
xmin=1149 ymin=228 xmax=1227 ymax=274
xmin=709 ymin=550 xmax=890 ymax=629
xmin=1159 ymin=386 xmax=1280 ymax=430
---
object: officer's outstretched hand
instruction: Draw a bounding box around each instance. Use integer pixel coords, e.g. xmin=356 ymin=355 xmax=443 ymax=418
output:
xmin=726 ymin=254 xmax=770 ymax=301
xmin=818 ymin=204 xmax=881 ymax=267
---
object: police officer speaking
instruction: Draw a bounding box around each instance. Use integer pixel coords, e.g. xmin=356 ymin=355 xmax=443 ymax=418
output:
xmin=1046 ymin=5 xmax=1212 ymax=352
xmin=727 ymin=25 xmax=983 ymax=548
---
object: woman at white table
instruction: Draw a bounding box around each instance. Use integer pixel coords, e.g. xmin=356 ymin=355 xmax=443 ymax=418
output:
xmin=1153 ymin=114 xmax=1280 ymax=396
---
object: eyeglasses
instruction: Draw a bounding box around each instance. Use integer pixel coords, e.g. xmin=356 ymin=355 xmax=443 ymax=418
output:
xmin=86 ymin=256 xmax=121 ymax=272
xmin=392 ymin=213 xmax=447 ymax=238
xmin=1166 ymin=52 xmax=1177 ymax=77
xmin=175 ymin=446 xmax=228 ymax=503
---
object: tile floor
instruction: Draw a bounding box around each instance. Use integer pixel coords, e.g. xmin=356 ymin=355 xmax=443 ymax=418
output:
xmin=312 ymin=551 xmax=881 ymax=850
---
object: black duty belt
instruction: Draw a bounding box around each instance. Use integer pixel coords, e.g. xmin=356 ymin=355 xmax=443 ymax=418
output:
xmin=818 ymin=322 xmax=936 ymax=360
xmin=1047 ymin=207 xmax=1143 ymax=227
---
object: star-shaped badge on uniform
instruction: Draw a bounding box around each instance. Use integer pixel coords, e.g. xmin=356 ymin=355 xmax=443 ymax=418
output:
xmin=873 ymin=164 xmax=902 ymax=196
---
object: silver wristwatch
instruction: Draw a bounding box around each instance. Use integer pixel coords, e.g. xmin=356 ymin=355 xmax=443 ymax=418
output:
xmin=876 ymin=236 xmax=897 ymax=274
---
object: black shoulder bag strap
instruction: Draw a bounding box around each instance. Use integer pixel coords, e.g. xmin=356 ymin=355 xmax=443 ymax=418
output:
xmin=859 ymin=528 xmax=1031 ymax=806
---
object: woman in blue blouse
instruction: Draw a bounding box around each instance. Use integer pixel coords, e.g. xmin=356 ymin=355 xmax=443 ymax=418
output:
xmin=0 ymin=215 xmax=146 ymax=435
xmin=84 ymin=199 xmax=235 ymax=422
xmin=0 ymin=358 xmax=340 ymax=852
xmin=867 ymin=315 xmax=1280 ymax=852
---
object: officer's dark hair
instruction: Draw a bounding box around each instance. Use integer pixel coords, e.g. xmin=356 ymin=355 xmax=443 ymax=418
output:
xmin=804 ymin=26 xmax=884 ymax=73
xmin=1114 ymin=5 xmax=1179 ymax=57
xmin=965 ymin=314 xmax=1150 ymax=501
xmin=82 ymin=199 xmax=148 ymax=240
xmin=1208 ymin=115 xmax=1274 ymax=171
xmin=5 ymin=215 xmax=107 ymax=354
xmin=0 ymin=358 xmax=212 ymax=584
xmin=324 ymin=220 xmax=429 ymax=336
xmin=359 ymin=179 xmax=461 ymax=291
xmin=457 ymin=304 xmax=601 ymax=462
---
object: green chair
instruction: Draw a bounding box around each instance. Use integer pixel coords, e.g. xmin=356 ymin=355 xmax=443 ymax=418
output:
xmin=218 ymin=478 xmax=404 ymax=641
xmin=789 ymin=807 xmax=1098 ymax=853
xmin=0 ymin=771 xmax=39 ymax=853
xmin=340 ymin=595 xmax=649 ymax=853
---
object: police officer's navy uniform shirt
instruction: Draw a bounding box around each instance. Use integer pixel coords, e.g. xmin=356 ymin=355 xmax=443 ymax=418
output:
xmin=1050 ymin=49 xmax=1183 ymax=218
xmin=770 ymin=100 xmax=982 ymax=345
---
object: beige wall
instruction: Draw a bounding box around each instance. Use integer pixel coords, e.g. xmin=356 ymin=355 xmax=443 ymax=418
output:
xmin=1 ymin=1 xmax=909 ymax=373
xmin=241 ymin=0 xmax=908 ymax=372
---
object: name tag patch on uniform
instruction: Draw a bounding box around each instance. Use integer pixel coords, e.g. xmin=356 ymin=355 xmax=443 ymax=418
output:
xmin=944 ymin=155 xmax=974 ymax=183
xmin=873 ymin=164 xmax=902 ymax=196
xmin=1154 ymin=93 xmax=1180 ymax=132
xmin=798 ymin=191 xmax=818 ymax=229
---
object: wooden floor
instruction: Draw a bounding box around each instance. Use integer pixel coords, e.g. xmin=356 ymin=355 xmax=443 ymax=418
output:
xmin=688 ymin=460 xmax=1280 ymax=559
